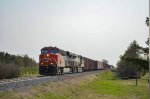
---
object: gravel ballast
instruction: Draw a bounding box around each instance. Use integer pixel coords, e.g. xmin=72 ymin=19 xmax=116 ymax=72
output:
xmin=0 ymin=70 xmax=101 ymax=92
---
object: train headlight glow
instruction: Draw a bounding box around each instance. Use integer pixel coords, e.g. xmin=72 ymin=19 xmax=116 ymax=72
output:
xmin=47 ymin=54 xmax=49 ymax=57
xmin=51 ymin=63 xmax=53 ymax=65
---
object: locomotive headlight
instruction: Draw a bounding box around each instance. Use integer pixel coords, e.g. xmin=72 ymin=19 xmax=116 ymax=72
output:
xmin=51 ymin=63 xmax=53 ymax=65
xmin=41 ymin=62 xmax=43 ymax=65
xmin=47 ymin=54 xmax=49 ymax=57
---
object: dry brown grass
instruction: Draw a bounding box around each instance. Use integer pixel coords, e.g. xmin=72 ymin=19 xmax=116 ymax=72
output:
xmin=2 ymin=74 xmax=99 ymax=99
xmin=0 ymin=64 xmax=21 ymax=79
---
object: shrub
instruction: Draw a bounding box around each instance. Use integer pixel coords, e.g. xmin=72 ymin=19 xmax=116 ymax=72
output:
xmin=0 ymin=64 xmax=21 ymax=79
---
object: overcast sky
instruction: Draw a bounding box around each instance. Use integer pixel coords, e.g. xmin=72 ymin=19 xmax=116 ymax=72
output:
xmin=0 ymin=0 xmax=149 ymax=66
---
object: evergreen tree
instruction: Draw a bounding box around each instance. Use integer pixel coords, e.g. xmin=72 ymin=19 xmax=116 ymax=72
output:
xmin=119 ymin=18 xmax=149 ymax=76
xmin=117 ymin=40 xmax=141 ymax=78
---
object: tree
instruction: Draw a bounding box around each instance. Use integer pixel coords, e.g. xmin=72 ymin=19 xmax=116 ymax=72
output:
xmin=117 ymin=40 xmax=141 ymax=78
xmin=146 ymin=17 xmax=149 ymax=26
xmin=121 ymin=17 xmax=150 ymax=76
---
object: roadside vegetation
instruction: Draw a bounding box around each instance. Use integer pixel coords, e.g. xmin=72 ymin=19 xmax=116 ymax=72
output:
xmin=117 ymin=18 xmax=149 ymax=79
xmin=0 ymin=52 xmax=38 ymax=79
xmin=117 ymin=40 xmax=148 ymax=79
xmin=21 ymin=66 xmax=39 ymax=77
xmin=0 ymin=71 xmax=148 ymax=99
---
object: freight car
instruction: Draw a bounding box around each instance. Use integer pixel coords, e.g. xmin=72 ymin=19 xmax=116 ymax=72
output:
xmin=39 ymin=46 xmax=110 ymax=75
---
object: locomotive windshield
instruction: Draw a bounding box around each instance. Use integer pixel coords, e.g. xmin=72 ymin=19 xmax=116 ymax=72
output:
xmin=49 ymin=49 xmax=59 ymax=54
xmin=41 ymin=50 xmax=48 ymax=54
xmin=41 ymin=49 xmax=59 ymax=54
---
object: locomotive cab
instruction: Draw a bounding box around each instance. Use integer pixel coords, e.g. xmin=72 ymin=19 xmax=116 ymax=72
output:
xmin=39 ymin=47 xmax=64 ymax=75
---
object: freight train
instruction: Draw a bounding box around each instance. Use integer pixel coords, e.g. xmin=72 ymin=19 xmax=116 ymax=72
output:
xmin=39 ymin=46 xmax=111 ymax=75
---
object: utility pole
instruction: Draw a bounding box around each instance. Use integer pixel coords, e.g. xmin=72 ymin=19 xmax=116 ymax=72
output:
xmin=136 ymin=65 xmax=138 ymax=86
xmin=148 ymin=0 xmax=150 ymax=99
xmin=135 ymin=49 xmax=139 ymax=86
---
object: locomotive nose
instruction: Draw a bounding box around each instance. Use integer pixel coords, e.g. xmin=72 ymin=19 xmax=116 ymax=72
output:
xmin=40 ymin=54 xmax=58 ymax=66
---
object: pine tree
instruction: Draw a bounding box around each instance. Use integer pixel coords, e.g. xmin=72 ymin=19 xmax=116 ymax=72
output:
xmin=117 ymin=40 xmax=140 ymax=78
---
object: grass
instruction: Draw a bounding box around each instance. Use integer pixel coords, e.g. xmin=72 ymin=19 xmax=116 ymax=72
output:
xmin=87 ymin=71 xmax=148 ymax=99
xmin=21 ymin=66 xmax=39 ymax=77
xmin=0 ymin=70 xmax=149 ymax=99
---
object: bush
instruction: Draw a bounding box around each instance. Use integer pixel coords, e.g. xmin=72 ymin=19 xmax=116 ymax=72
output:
xmin=0 ymin=64 xmax=21 ymax=79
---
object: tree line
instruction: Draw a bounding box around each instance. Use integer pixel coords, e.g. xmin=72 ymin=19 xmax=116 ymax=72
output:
xmin=0 ymin=52 xmax=38 ymax=79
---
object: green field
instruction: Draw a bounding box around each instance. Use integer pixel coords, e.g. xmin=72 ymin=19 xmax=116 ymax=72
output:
xmin=87 ymin=71 xmax=149 ymax=99
xmin=0 ymin=71 xmax=149 ymax=99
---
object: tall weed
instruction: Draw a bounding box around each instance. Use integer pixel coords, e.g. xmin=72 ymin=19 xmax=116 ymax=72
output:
xmin=0 ymin=64 xmax=21 ymax=79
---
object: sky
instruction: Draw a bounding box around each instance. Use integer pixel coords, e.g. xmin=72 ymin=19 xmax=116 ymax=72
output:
xmin=0 ymin=0 xmax=149 ymax=66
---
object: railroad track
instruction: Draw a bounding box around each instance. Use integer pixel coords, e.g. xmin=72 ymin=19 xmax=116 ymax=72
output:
xmin=0 ymin=70 xmax=102 ymax=92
